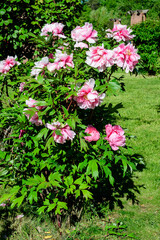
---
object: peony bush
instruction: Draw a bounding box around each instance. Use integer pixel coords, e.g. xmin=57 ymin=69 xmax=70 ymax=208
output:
xmin=0 ymin=23 xmax=141 ymax=224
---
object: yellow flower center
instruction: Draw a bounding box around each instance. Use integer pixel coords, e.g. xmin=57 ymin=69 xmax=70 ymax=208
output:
xmin=126 ymin=49 xmax=132 ymax=56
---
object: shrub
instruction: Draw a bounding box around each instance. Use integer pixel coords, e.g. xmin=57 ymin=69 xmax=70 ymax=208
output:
xmin=132 ymin=19 xmax=160 ymax=75
xmin=0 ymin=23 xmax=143 ymax=226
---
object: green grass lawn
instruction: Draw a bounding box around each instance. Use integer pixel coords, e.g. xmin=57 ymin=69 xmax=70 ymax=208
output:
xmin=107 ymin=73 xmax=160 ymax=240
xmin=0 ymin=73 xmax=160 ymax=239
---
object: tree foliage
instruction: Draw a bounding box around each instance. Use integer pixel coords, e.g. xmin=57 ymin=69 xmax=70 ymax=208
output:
xmin=80 ymin=0 xmax=160 ymax=31
xmin=0 ymin=0 xmax=82 ymax=59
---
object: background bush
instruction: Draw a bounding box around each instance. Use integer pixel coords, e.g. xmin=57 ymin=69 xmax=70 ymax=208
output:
xmin=132 ymin=20 xmax=160 ymax=75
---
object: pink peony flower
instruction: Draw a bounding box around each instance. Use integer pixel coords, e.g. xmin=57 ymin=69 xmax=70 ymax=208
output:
xmin=104 ymin=124 xmax=126 ymax=151
xmin=0 ymin=56 xmax=20 ymax=74
xmin=41 ymin=22 xmax=66 ymax=38
xmin=31 ymin=57 xmax=49 ymax=77
xmin=54 ymin=50 xmax=74 ymax=68
xmin=19 ymin=82 xmax=26 ymax=92
xmin=19 ymin=130 xmax=26 ymax=139
xmin=23 ymin=109 xmax=43 ymax=126
xmin=113 ymin=43 xmax=140 ymax=73
xmin=84 ymin=125 xmax=100 ymax=142
xmin=26 ymin=98 xmax=46 ymax=110
xmin=0 ymin=61 xmax=10 ymax=74
xmin=47 ymin=62 xmax=61 ymax=72
xmin=46 ymin=122 xmax=76 ymax=144
xmin=71 ymin=22 xmax=97 ymax=43
xmin=0 ymin=203 xmax=6 ymax=207
xmin=106 ymin=24 xmax=135 ymax=42
xmin=74 ymin=79 xmax=105 ymax=109
xmin=74 ymin=42 xmax=88 ymax=49
xmin=26 ymin=98 xmax=37 ymax=108
xmin=86 ymin=45 xmax=115 ymax=72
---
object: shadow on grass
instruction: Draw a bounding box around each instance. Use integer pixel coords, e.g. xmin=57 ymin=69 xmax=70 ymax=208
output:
xmin=0 ymin=209 xmax=15 ymax=240
xmin=0 ymin=220 xmax=14 ymax=240
xmin=90 ymin=154 xmax=146 ymax=216
xmin=156 ymin=104 xmax=160 ymax=113
xmin=63 ymin=153 xmax=146 ymax=226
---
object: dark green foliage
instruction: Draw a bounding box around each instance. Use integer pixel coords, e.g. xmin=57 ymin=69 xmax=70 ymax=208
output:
xmin=132 ymin=20 xmax=160 ymax=75
xmin=0 ymin=0 xmax=82 ymax=59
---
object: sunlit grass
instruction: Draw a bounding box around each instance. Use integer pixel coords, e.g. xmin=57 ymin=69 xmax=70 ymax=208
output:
xmin=107 ymin=73 xmax=160 ymax=240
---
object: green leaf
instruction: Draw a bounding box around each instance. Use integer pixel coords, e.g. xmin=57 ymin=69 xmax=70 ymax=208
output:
xmin=103 ymin=165 xmax=115 ymax=186
xmin=122 ymin=157 xmax=128 ymax=175
xmin=7 ymin=7 xmax=12 ymax=12
xmin=28 ymin=190 xmax=37 ymax=204
xmin=67 ymin=118 xmax=76 ymax=130
xmin=64 ymin=176 xmax=73 ymax=187
xmin=57 ymin=201 xmax=68 ymax=209
xmin=41 ymin=173 xmax=46 ymax=182
xmin=49 ymin=109 xmax=55 ymax=116
xmin=12 ymin=32 xmax=17 ymax=38
xmin=41 ymin=153 xmax=49 ymax=157
xmin=0 ymin=9 xmax=6 ymax=15
xmin=109 ymin=174 xmax=115 ymax=186
xmin=37 ymin=181 xmax=49 ymax=191
xmin=80 ymin=138 xmax=88 ymax=151
xmin=25 ymin=176 xmax=41 ymax=186
xmin=4 ymin=19 xmax=13 ymax=25
xmin=103 ymin=165 xmax=110 ymax=177
xmin=62 ymin=106 xmax=69 ymax=117
xmin=74 ymin=177 xmax=83 ymax=185
xmin=75 ymin=189 xmax=81 ymax=198
xmin=108 ymin=79 xmax=121 ymax=94
xmin=55 ymin=129 xmax=62 ymax=136
xmin=8 ymin=184 xmax=18 ymax=192
xmin=37 ymin=206 xmax=47 ymax=214
xmin=47 ymin=203 xmax=57 ymax=212
xmin=79 ymin=183 xmax=89 ymax=190
xmin=86 ymin=160 xmax=99 ymax=180
xmin=49 ymin=180 xmax=61 ymax=188
xmin=0 ymin=169 xmax=8 ymax=177
xmin=45 ymin=136 xmax=55 ymax=151
xmin=48 ymin=172 xmax=61 ymax=182
xmin=11 ymin=194 xmax=26 ymax=208
xmin=55 ymin=201 xmax=68 ymax=214
xmin=78 ymin=159 xmax=88 ymax=171
xmin=81 ymin=190 xmax=93 ymax=200
xmin=0 ymin=194 xmax=12 ymax=204
xmin=86 ymin=176 xmax=91 ymax=184
xmin=37 ymin=75 xmax=44 ymax=84
xmin=35 ymin=128 xmax=49 ymax=140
